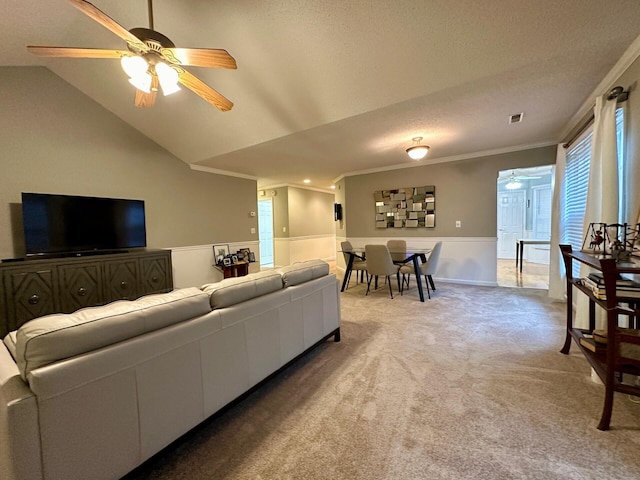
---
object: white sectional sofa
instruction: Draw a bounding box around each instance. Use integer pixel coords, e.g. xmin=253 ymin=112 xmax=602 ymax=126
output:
xmin=0 ymin=260 xmax=340 ymax=480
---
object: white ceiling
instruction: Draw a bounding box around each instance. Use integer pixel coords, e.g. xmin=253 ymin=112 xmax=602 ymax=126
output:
xmin=3 ymin=0 xmax=640 ymax=190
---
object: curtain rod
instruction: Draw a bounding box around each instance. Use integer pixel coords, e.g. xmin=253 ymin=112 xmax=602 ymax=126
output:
xmin=562 ymin=86 xmax=629 ymax=149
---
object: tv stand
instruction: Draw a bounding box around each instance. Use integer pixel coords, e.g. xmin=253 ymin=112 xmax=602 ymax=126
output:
xmin=0 ymin=249 xmax=173 ymax=336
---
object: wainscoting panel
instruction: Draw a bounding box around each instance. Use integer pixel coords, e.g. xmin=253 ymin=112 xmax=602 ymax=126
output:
xmin=170 ymin=241 xmax=260 ymax=288
xmin=337 ymin=237 xmax=498 ymax=287
xmin=274 ymin=235 xmax=336 ymax=268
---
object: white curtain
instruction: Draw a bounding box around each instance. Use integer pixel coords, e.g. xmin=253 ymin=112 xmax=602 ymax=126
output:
xmin=574 ymin=94 xmax=619 ymax=329
xmin=548 ymin=145 xmax=566 ymax=300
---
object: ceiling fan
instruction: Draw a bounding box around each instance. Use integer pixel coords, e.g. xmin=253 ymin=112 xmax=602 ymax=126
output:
xmin=502 ymin=170 xmax=542 ymax=190
xmin=27 ymin=0 xmax=236 ymax=111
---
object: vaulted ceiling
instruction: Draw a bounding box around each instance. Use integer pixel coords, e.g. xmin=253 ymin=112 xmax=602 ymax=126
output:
xmin=3 ymin=0 xmax=640 ymax=190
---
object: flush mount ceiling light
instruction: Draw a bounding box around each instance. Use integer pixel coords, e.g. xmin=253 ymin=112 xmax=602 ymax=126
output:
xmin=406 ymin=137 xmax=430 ymax=160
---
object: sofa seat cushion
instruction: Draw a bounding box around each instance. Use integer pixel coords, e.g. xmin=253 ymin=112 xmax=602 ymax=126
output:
xmin=277 ymin=260 xmax=330 ymax=286
xmin=201 ymin=271 xmax=283 ymax=309
xmin=15 ymin=287 xmax=211 ymax=380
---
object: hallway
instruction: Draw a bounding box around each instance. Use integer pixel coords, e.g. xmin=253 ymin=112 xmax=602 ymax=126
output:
xmin=497 ymin=258 xmax=549 ymax=289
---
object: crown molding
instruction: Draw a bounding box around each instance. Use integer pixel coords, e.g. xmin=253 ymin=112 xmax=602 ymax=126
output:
xmin=340 ymin=141 xmax=556 ymax=179
xmin=258 ymin=183 xmax=335 ymax=194
xmin=189 ymin=164 xmax=258 ymax=181
xmin=558 ymin=33 xmax=640 ymax=141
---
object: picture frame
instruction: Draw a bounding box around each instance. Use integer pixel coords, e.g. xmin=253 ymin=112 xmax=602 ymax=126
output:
xmin=215 ymin=254 xmax=225 ymax=265
xmin=238 ymin=248 xmax=251 ymax=260
xmin=222 ymin=257 xmax=232 ymax=267
xmin=231 ymin=255 xmax=239 ymax=264
xmin=213 ymin=244 xmax=230 ymax=263
xmin=248 ymin=252 xmax=256 ymax=262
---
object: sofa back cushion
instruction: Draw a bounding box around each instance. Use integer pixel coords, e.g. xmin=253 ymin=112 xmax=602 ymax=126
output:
xmin=277 ymin=260 xmax=329 ymax=286
xmin=201 ymin=271 xmax=283 ymax=309
xmin=15 ymin=287 xmax=211 ymax=380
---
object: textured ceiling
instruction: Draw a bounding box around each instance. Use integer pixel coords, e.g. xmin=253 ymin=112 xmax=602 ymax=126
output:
xmin=3 ymin=0 xmax=640 ymax=190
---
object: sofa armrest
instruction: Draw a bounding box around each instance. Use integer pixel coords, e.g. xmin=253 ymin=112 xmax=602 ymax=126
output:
xmin=0 ymin=346 xmax=42 ymax=480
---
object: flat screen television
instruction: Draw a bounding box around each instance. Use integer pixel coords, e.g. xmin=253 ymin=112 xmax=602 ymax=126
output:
xmin=22 ymin=192 xmax=147 ymax=256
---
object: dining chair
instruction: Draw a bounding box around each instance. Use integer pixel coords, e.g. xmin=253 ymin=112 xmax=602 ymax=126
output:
xmin=387 ymin=239 xmax=407 ymax=263
xmin=341 ymin=240 xmax=367 ymax=289
xmin=400 ymin=241 xmax=442 ymax=299
xmin=364 ymin=244 xmax=402 ymax=298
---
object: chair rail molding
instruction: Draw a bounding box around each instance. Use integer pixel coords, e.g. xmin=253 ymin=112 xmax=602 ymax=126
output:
xmin=338 ymin=237 xmax=498 ymax=287
xmin=170 ymin=241 xmax=260 ymax=288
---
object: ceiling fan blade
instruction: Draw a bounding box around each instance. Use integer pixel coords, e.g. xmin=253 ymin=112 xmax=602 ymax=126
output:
xmin=177 ymin=69 xmax=233 ymax=111
xmin=68 ymin=0 xmax=147 ymax=50
xmin=134 ymin=76 xmax=158 ymax=108
xmin=163 ymin=48 xmax=237 ymax=69
xmin=27 ymin=46 xmax=127 ymax=59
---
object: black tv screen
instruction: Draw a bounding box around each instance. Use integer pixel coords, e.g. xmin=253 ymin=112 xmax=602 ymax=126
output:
xmin=22 ymin=193 xmax=146 ymax=256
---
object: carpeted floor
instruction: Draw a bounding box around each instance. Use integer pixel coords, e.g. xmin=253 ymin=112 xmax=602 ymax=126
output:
xmin=124 ymin=279 xmax=640 ymax=480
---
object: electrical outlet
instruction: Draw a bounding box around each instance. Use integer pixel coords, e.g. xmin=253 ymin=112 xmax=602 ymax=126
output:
xmin=251 ymin=227 xmax=256 ymax=234
xmin=283 ymin=226 xmax=287 ymax=233
xmin=456 ymin=220 xmax=461 ymax=228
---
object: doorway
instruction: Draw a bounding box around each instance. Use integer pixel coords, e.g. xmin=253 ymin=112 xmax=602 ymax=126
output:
xmin=496 ymin=165 xmax=554 ymax=288
xmin=258 ymin=199 xmax=274 ymax=268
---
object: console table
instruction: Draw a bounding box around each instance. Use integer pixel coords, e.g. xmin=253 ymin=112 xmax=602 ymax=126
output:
xmin=217 ymin=261 xmax=250 ymax=279
xmin=559 ymin=244 xmax=640 ymax=430
xmin=515 ymin=239 xmax=550 ymax=273
xmin=0 ymin=249 xmax=173 ymax=337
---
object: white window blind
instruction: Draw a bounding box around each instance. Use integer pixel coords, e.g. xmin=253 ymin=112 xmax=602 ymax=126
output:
xmin=616 ymin=107 xmax=625 ymax=221
xmin=562 ymin=132 xmax=592 ymax=250
xmin=561 ymin=107 xmax=625 ymax=277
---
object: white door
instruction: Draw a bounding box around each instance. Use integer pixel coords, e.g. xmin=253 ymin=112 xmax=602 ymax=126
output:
xmin=497 ymin=190 xmax=525 ymax=259
xmin=529 ymin=185 xmax=552 ymax=264
xmin=258 ymin=199 xmax=274 ymax=267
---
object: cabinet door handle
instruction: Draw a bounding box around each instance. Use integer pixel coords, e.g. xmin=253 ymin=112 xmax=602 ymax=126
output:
xmin=78 ymin=287 xmax=87 ymax=296
xmin=28 ymin=294 xmax=40 ymax=305
xmin=120 ymin=281 xmax=128 ymax=289
xmin=151 ymin=276 xmax=159 ymax=283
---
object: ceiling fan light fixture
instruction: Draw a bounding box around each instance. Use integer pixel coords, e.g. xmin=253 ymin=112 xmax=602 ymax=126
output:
xmin=505 ymin=180 xmax=522 ymax=190
xmin=155 ymin=62 xmax=181 ymax=96
xmin=406 ymin=136 xmax=430 ymax=160
xmin=121 ymin=55 xmax=148 ymax=79
xmin=128 ymin=73 xmax=152 ymax=93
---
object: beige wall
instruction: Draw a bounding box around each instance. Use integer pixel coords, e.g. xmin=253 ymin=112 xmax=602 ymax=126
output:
xmin=334 ymin=178 xmax=347 ymax=238
xmin=0 ymin=67 xmax=257 ymax=259
xmin=261 ymin=187 xmax=289 ymax=238
xmin=261 ymin=186 xmax=335 ymax=238
xmin=343 ymin=145 xmax=556 ymax=238
xmin=287 ymin=187 xmax=335 ymax=237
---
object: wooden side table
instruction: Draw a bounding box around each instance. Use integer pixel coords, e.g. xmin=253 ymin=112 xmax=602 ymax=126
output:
xmin=219 ymin=261 xmax=250 ymax=278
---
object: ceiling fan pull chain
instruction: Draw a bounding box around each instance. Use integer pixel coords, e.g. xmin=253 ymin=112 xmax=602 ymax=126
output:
xmin=148 ymin=0 xmax=154 ymax=30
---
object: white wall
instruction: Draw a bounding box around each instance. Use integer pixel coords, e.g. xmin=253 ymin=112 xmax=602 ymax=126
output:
xmin=274 ymin=235 xmax=336 ymax=268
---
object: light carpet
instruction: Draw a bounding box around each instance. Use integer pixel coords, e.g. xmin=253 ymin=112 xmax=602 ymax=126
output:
xmin=123 ymin=280 xmax=640 ymax=479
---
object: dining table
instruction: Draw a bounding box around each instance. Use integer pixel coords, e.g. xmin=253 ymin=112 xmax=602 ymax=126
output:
xmin=340 ymin=246 xmax=432 ymax=302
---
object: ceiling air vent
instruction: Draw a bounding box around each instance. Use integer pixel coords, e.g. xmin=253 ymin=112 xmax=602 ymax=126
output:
xmin=509 ymin=112 xmax=524 ymax=124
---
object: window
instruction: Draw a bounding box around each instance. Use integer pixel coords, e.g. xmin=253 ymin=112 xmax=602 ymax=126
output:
xmin=561 ymin=107 xmax=625 ymax=277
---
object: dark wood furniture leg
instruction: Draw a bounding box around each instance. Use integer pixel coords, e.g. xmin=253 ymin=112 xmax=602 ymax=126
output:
xmin=412 ymin=255 xmax=425 ymax=302
xmin=560 ymin=246 xmax=573 ymax=354
xmin=519 ymin=241 xmax=525 ymax=273
xmin=340 ymin=253 xmax=355 ymax=292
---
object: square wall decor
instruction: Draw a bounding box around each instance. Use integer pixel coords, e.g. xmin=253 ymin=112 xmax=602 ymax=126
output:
xmin=373 ymin=186 xmax=435 ymax=228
